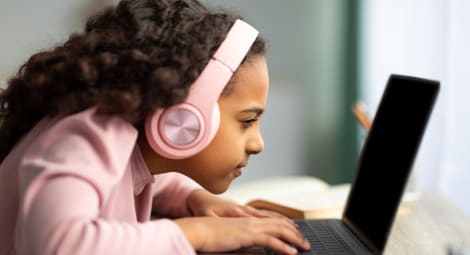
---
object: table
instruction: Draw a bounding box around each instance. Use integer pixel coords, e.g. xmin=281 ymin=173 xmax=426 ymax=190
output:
xmin=384 ymin=192 xmax=470 ymax=254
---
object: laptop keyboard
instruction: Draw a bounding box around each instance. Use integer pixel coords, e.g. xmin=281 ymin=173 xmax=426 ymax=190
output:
xmin=265 ymin=219 xmax=370 ymax=255
xmin=296 ymin=220 xmax=356 ymax=255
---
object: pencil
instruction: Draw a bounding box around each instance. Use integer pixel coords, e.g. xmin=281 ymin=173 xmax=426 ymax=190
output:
xmin=352 ymin=102 xmax=372 ymax=132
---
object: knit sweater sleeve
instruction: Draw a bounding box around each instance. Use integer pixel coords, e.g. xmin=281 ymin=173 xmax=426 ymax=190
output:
xmin=16 ymin=109 xmax=195 ymax=255
xmin=151 ymin=172 xmax=202 ymax=218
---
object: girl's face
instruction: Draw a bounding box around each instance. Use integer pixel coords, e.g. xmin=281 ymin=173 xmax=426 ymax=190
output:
xmin=176 ymin=55 xmax=269 ymax=194
xmin=140 ymin=55 xmax=269 ymax=194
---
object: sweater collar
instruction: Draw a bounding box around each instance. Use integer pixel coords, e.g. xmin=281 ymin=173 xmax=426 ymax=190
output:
xmin=131 ymin=145 xmax=155 ymax=195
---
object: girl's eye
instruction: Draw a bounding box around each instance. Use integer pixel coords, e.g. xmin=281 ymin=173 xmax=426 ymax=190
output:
xmin=241 ymin=118 xmax=257 ymax=127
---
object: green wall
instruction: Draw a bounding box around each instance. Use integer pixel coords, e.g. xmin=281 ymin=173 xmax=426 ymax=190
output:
xmin=285 ymin=0 xmax=360 ymax=184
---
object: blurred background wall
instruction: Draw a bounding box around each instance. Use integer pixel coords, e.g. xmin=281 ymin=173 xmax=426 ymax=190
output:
xmin=203 ymin=0 xmax=360 ymax=185
xmin=1 ymin=0 xmax=468 ymax=215
xmin=0 ymin=0 xmax=361 ymax=186
xmin=359 ymin=0 xmax=470 ymax=216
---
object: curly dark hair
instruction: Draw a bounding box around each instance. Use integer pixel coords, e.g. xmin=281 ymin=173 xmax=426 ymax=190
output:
xmin=0 ymin=0 xmax=266 ymax=161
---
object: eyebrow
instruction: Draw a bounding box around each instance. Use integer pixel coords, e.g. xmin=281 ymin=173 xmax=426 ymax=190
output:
xmin=241 ymin=107 xmax=264 ymax=116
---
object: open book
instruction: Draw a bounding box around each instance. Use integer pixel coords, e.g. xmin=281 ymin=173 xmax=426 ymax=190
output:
xmin=220 ymin=176 xmax=351 ymax=219
xmin=220 ymin=175 xmax=420 ymax=219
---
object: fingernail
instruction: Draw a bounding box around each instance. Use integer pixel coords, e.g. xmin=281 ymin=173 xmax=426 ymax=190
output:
xmin=289 ymin=219 xmax=299 ymax=227
xmin=289 ymin=246 xmax=298 ymax=254
xmin=304 ymin=239 xmax=311 ymax=248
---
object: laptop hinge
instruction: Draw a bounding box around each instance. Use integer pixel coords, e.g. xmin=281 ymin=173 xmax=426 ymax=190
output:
xmin=342 ymin=217 xmax=383 ymax=255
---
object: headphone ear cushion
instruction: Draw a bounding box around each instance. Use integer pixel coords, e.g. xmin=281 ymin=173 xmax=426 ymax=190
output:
xmin=206 ymin=103 xmax=220 ymax=143
xmin=144 ymin=103 xmax=220 ymax=159
xmin=145 ymin=108 xmax=167 ymax=157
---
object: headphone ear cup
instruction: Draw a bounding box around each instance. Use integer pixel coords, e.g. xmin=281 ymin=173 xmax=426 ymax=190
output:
xmin=144 ymin=108 xmax=170 ymax=158
xmin=145 ymin=103 xmax=220 ymax=159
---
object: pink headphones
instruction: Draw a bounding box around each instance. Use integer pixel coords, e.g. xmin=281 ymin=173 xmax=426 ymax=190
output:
xmin=145 ymin=19 xmax=259 ymax=159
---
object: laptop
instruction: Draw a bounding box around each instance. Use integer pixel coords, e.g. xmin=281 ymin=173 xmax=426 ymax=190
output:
xmin=269 ymin=74 xmax=440 ymax=255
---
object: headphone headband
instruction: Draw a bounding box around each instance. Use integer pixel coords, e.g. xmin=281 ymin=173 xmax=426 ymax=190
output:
xmin=145 ymin=19 xmax=259 ymax=159
xmin=185 ymin=19 xmax=259 ymax=107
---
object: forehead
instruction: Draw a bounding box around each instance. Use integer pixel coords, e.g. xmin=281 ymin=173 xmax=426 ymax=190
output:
xmin=221 ymin=55 xmax=269 ymax=102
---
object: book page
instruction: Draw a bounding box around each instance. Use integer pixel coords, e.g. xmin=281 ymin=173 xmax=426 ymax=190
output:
xmin=220 ymin=176 xmax=331 ymax=205
xmin=220 ymin=175 xmax=420 ymax=219
xmin=253 ymin=184 xmax=350 ymax=212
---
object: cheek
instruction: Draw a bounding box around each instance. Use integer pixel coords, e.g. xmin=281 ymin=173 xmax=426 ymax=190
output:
xmin=204 ymin=127 xmax=240 ymax=159
xmin=189 ymin=120 xmax=241 ymax=165
xmin=184 ymin=107 xmax=244 ymax=170
xmin=200 ymin=118 xmax=244 ymax=166
xmin=211 ymin=117 xmax=243 ymax=150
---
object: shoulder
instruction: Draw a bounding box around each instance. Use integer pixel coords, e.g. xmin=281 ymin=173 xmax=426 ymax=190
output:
xmin=23 ymin=108 xmax=139 ymax=177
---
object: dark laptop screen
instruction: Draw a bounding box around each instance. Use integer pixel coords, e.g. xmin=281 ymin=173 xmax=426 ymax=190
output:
xmin=343 ymin=74 xmax=439 ymax=253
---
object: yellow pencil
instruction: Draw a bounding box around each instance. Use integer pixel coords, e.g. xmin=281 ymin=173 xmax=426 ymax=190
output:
xmin=352 ymin=102 xmax=372 ymax=132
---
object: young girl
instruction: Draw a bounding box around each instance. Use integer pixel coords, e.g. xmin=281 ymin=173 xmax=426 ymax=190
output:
xmin=0 ymin=0 xmax=311 ymax=254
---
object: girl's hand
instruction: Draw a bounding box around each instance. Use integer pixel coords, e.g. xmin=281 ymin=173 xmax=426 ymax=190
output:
xmin=187 ymin=189 xmax=284 ymax=218
xmin=174 ymin=216 xmax=311 ymax=255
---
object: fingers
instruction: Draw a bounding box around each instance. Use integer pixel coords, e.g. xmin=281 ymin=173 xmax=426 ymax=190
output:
xmin=209 ymin=205 xmax=280 ymax=218
xmin=256 ymin=235 xmax=299 ymax=255
xmin=249 ymin=217 xmax=310 ymax=254
xmin=182 ymin=216 xmax=311 ymax=254
xmin=211 ymin=206 xmax=253 ymax=217
xmin=242 ymin=206 xmax=287 ymax=219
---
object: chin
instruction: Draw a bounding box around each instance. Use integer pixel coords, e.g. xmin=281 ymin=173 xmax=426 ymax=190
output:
xmin=201 ymin=182 xmax=231 ymax=195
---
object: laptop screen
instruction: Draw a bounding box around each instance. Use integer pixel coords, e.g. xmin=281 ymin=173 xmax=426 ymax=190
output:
xmin=343 ymin=74 xmax=439 ymax=253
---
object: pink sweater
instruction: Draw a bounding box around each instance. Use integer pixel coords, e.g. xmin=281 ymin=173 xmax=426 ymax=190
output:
xmin=0 ymin=108 xmax=200 ymax=255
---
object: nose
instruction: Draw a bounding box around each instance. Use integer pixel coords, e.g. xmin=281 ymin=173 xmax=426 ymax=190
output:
xmin=246 ymin=131 xmax=264 ymax=155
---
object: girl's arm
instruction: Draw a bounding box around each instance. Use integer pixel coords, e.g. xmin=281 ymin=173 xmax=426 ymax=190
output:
xmin=151 ymin=172 xmax=201 ymax=218
xmin=22 ymin=175 xmax=309 ymax=255
xmin=20 ymin=175 xmax=195 ymax=255
xmin=16 ymin=109 xmax=195 ymax=254
xmin=150 ymin=173 xmax=286 ymax=219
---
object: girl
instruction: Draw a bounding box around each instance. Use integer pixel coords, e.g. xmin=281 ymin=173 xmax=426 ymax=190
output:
xmin=0 ymin=0 xmax=310 ymax=254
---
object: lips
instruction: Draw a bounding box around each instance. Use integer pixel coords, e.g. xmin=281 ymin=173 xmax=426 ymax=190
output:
xmin=234 ymin=167 xmax=242 ymax=177
xmin=236 ymin=162 xmax=247 ymax=169
xmin=234 ymin=162 xmax=247 ymax=177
